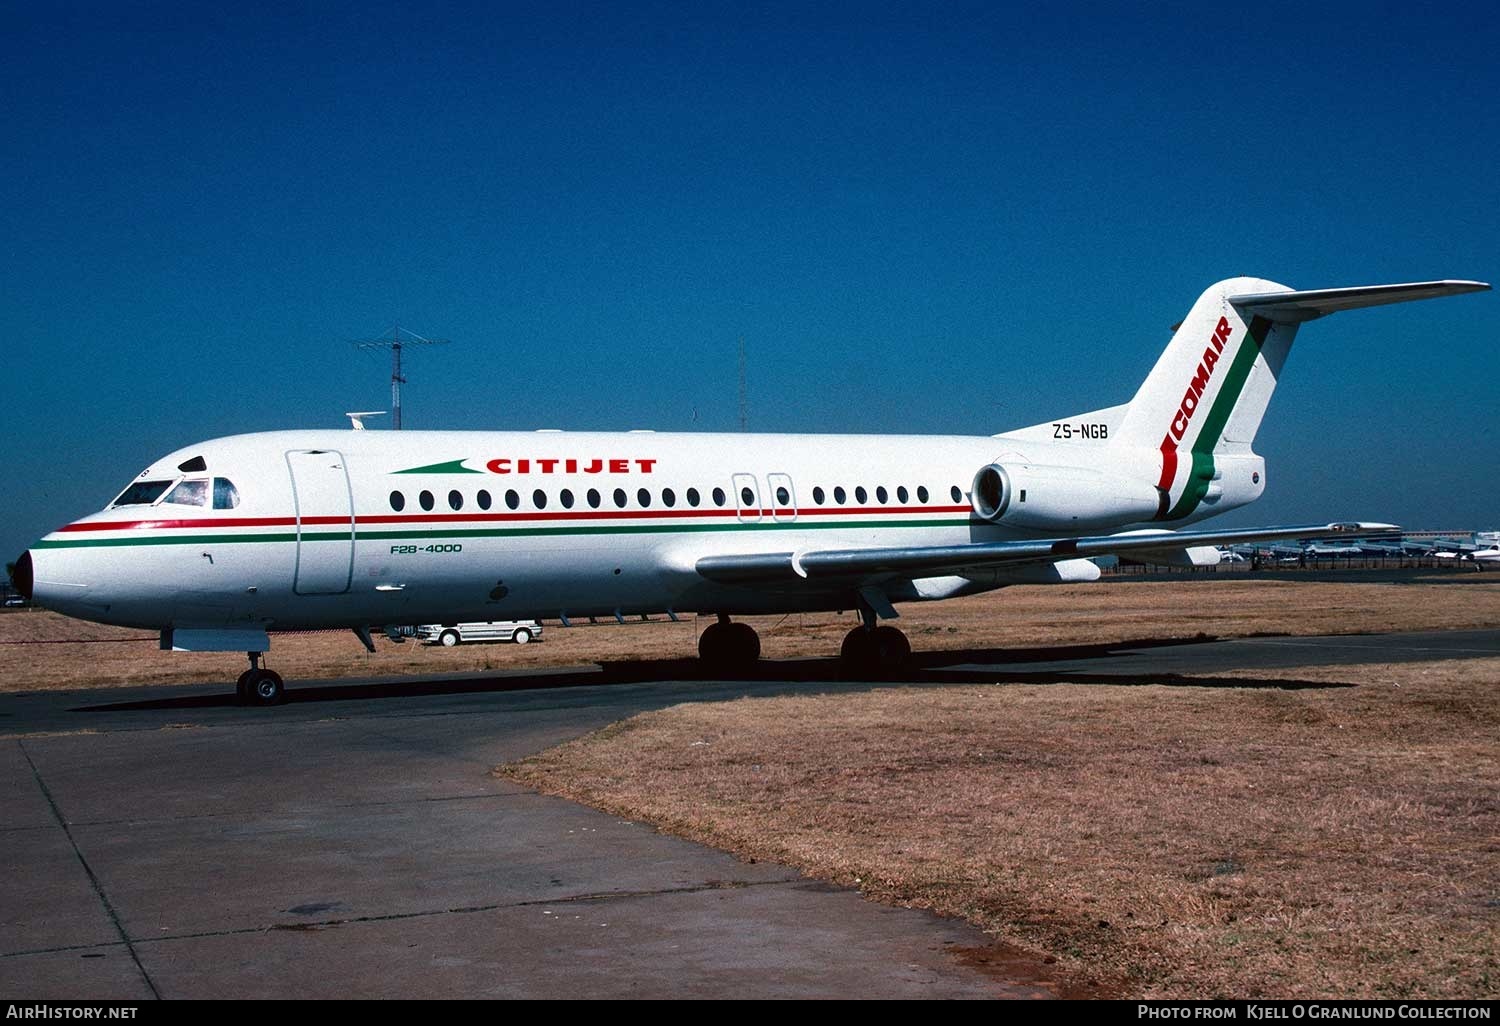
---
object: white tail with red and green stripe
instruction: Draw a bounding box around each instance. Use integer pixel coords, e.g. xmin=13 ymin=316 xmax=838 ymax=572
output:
xmin=1112 ymin=277 xmax=1489 ymax=522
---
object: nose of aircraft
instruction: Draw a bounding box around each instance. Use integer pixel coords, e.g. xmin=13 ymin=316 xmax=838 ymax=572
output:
xmin=12 ymin=550 xmax=32 ymax=602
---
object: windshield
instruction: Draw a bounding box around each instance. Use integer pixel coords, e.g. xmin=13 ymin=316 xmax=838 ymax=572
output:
xmin=163 ymin=479 xmax=209 ymax=507
xmin=112 ymin=480 xmax=173 ymax=507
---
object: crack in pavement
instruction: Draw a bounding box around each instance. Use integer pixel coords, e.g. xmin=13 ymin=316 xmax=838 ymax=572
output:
xmin=0 ymin=876 xmax=803 ymax=959
xmin=17 ymin=740 xmax=161 ymax=999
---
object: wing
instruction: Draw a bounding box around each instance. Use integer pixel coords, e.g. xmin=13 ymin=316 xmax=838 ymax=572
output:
xmin=696 ymin=522 xmax=1398 ymax=584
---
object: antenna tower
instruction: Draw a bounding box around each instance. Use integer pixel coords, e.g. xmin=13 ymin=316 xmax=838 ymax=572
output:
xmin=737 ymin=337 xmax=748 ymax=432
xmin=352 ymin=327 xmax=451 ymax=430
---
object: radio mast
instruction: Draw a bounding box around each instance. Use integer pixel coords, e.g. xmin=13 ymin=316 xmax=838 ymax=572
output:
xmin=352 ymin=327 xmax=450 ymax=430
xmin=737 ymin=337 xmax=748 ymax=432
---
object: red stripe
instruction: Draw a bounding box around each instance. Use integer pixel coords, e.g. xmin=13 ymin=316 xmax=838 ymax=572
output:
xmin=1155 ymin=435 xmax=1177 ymax=520
xmin=59 ymin=504 xmax=974 ymax=532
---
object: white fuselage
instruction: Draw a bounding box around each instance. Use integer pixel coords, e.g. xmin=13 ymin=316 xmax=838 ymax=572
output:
xmin=25 ymin=427 xmax=1264 ymax=632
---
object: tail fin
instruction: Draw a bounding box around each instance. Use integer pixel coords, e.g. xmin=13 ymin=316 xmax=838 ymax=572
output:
xmin=1114 ymin=277 xmax=1488 ymax=520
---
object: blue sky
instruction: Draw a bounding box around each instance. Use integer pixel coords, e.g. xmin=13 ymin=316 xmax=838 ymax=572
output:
xmin=4 ymin=0 xmax=1496 ymax=562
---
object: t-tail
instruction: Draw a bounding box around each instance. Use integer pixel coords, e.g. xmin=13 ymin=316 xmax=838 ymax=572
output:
xmin=1111 ymin=276 xmax=1489 ymax=521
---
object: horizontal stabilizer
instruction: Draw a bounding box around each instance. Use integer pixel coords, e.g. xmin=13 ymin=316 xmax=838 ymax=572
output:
xmin=697 ymin=522 xmax=1398 ymax=585
xmin=1226 ymin=280 xmax=1489 ymax=322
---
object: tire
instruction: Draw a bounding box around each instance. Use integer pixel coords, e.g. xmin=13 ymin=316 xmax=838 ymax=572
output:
xmin=841 ymin=626 xmax=911 ymax=677
xmin=699 ymin=621 xmax=758 ymax=674
xmin=246 ymin=669 xmax=285 ymax=707
xmin=235 ymin=669 xmax=254 ymax=705
xmin=440 ymin=630 xmax=460 ymax=647
xmin=728 ymin=622 xmax=760 ymax=662
xmin=512 ymin=628 xmax=532 ymax=645
xmin=874 ymin=625 xmax=912 ymax=665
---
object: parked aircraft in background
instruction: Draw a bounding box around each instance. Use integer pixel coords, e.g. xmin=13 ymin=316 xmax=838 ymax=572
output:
xmin=14 ymin=276 xmax=1488 ymax=704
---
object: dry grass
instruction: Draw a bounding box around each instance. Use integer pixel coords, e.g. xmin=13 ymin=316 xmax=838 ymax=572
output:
xmin=3 ymin=571 xmax=1498 ymax=692
xmin=500 ymin=657 xmax=1500 ymax=999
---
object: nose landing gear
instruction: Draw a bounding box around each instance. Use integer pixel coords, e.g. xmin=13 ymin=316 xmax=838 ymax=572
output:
xmin=236 ymin=651 xmax=285 ymax=707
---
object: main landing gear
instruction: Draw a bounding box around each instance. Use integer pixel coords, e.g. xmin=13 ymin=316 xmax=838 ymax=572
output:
xmin=698 ymin=614 xmax=761 ymax=673
xmin=840 ymin=625 xmax=912 ymax=675
xmin=236 ymin=651 xmax=285 ymax=707
xmin=696 ymin=609 xmax=915 ymax=677
xmin=839 ymin=601 xmax=913 ymax=677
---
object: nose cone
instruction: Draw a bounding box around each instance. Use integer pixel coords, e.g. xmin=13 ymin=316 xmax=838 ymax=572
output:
xmin=12 ymin=550 xmax=32 ymax=602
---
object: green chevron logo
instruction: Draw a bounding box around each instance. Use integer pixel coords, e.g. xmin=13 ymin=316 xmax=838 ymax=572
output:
xmin=393 ymin=459 xmax=482 ymax=475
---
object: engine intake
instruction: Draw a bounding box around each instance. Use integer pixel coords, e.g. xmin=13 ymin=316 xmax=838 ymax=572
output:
xmin=971 ymin=465 xmax=1011 ymax=521
xmin=969 ymin=462 xmax=1159 ymax=531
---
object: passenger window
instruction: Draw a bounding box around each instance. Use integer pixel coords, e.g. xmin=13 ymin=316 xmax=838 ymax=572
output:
xmin=662 ymin=488 xmax=676 ymax=507
xmin=776 ymin=486 xmax=790 ymax=505
xmin=111 ymin=480 xmax=173 ymax=507
xmin=561 ymin=488 xmax=575 ymax=509
xmin=686 ymin=487 xmax=700 ymax=507
xmin=855 ymin=486 xmax=868 ymax=504
xmin=213 ymin=478 xmax=240 ymax=510
xmin=420 ymin=490 xmax=434 ymax=511
xmin=917 ymin=485 xmax=929 ymax=503
xmin=613 ymin=488 xmax=628 ymax=508
xmin=712 ymin=487 xmax=726 ymax=507
xmin=533 ymin=489 xmax=547 ymax=510
xmin=740 ymin=486 xmax=754 ymax=506
xmin=587 ymin=488 xmax=601 ymax=509
xmin=389 ymin=490 xmax=405 ymax=512
xmin=477 ymin=490 xmax=492 ymax=510
xmin=813 ymin=486 xmax=825 ymax=504
xmin=165 ymin=480 xmax=208 ymax=506
xmin=637 ymin=488 xmax=651 ymax=508
xmin=505 ymin=490 xmax=520 ymax=510
xmin=950 ymin=485 xmax=962 ymax=503
xmin=448 ymin=490 xmax=463 ymax=511
xmin=876 ymin=486 xmax=888 ymax=503
xmin=834 ymin=486 xmax=846 ymax=504
xmin=897 ymin=486 xmax=908 ymax=504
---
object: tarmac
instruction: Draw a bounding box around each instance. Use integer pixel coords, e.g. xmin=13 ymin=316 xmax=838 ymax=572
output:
xmin=2 ymin=628 xmax=1496 ymax=999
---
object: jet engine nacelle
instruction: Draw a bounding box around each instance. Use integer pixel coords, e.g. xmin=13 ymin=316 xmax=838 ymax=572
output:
xmin=970 ymin=463 xmax=1160 ymax=531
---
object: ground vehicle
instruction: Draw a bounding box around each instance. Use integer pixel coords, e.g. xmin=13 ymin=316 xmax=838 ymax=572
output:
xmin=415 ymin=620 xmax=543 ymax=646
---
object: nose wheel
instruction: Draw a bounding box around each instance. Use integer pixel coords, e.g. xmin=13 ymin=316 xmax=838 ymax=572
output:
xmin=236 ymin=653 xmax=286 ymax=707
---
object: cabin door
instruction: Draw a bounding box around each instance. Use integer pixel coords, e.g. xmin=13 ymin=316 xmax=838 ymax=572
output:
xmin=286 ymin=449 xmax=355 ymax=595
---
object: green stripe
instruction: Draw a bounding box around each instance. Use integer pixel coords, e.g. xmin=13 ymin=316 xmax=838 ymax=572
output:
xmin=35 ymin=517 xmax=973 ymax=550
xmin=1165 ymin=316 xmax=1272 ymax=520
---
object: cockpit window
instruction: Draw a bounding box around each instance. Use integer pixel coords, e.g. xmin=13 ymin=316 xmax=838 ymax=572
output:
xmin=213 ymin=478 xmax=240 ymax=510
xmin=112 ymin=480 xmax=173 ymax=507
xmin=163 ymin=479 xmax=209 ymax=507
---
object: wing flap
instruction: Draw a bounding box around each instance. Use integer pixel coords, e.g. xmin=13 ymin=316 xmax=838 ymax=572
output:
xmin=695 ymin=522 xmax=1398 ymax=584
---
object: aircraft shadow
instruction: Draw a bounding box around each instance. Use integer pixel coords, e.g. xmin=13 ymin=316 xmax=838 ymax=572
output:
xmin=70 ymin=634 xmax=1350 ymax=714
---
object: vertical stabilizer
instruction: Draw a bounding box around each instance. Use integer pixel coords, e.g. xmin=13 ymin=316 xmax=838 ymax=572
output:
xmin=1113 ymin=277 xmax=1300 ymax=520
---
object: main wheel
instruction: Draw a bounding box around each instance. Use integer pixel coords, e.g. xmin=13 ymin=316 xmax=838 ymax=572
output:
xmin=698 ymin=621 xmax=760 ymax=674
xmin=235 ymin=669 xmax=254 ymax=705
xmin=727 ymin=622 xmax=760 ymax=662
xmin=840 ymin=625 xmax=912 ymax=676
xmin=512 ymin=628 xmax=532 ymax=644
xmin=874 ymin=625 xmax=912 ymax=665
xmin=246 ymin=669 xmax=285 ymax=707
xmin=440 ymin=629 xmax=461 ymax=647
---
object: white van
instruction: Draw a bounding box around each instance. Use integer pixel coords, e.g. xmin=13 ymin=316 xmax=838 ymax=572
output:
xmin=415 ymin=621 xmax=543 ymax=647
